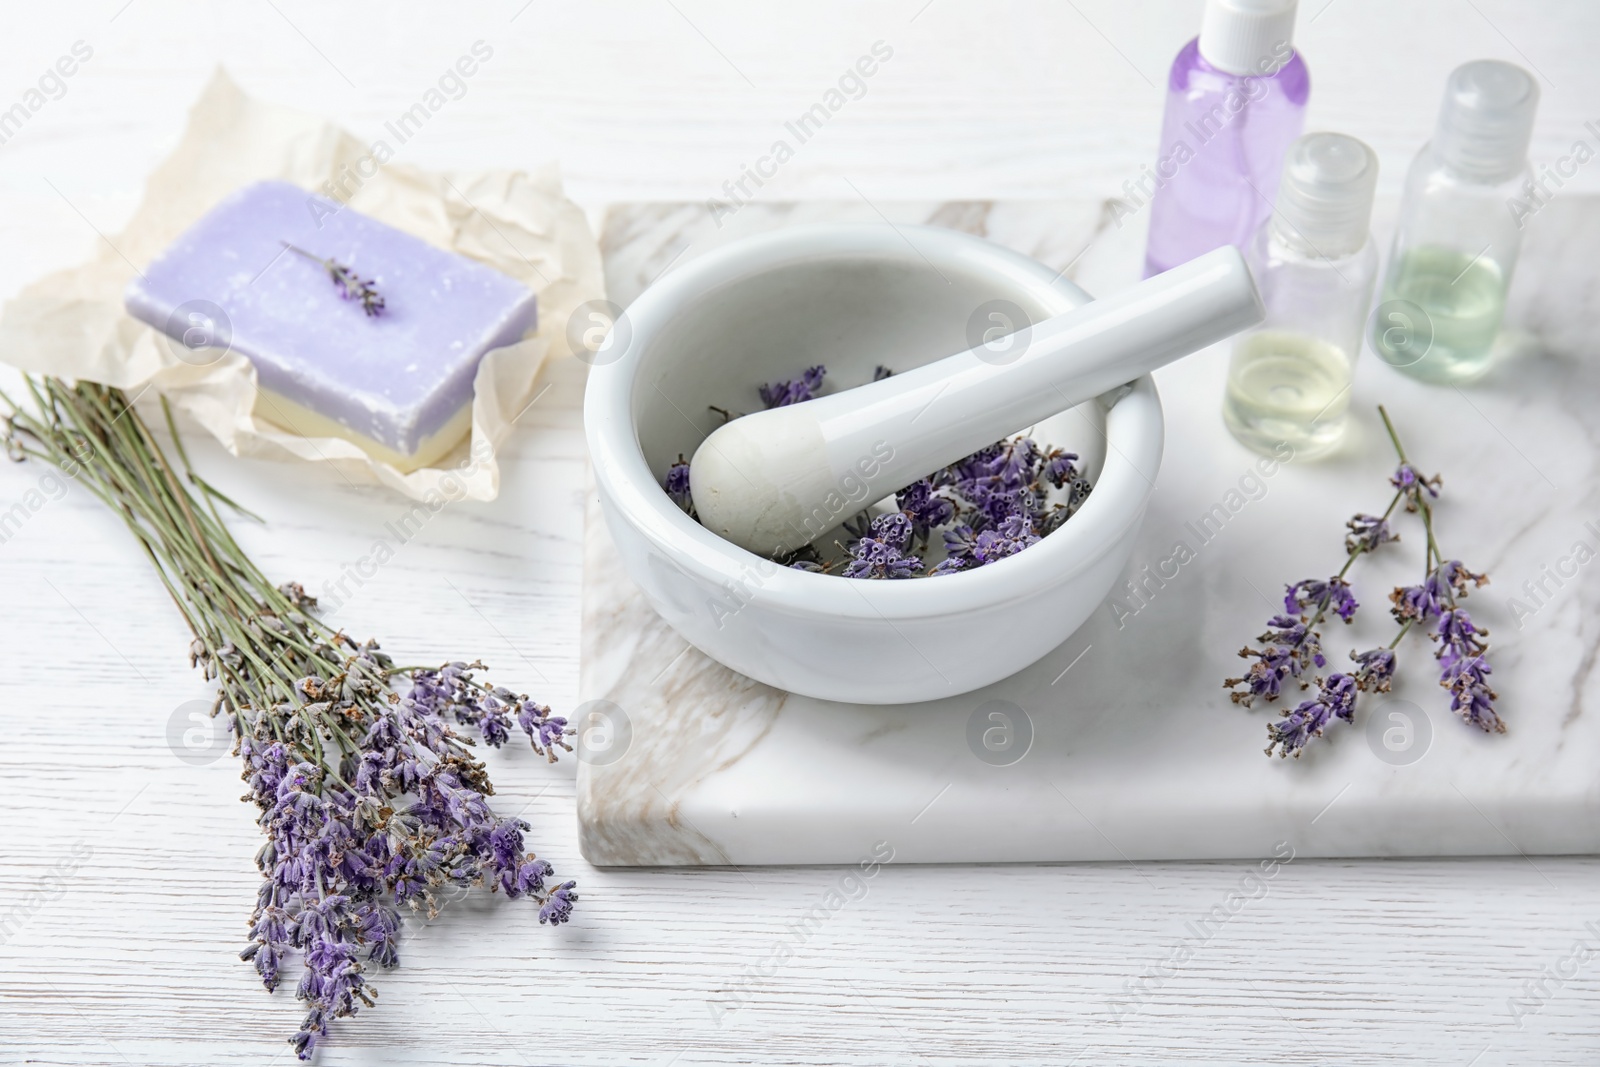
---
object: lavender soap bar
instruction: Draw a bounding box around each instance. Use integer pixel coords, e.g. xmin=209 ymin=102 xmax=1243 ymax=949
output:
xmin=125 ymin=181 xmax=537 ymax=471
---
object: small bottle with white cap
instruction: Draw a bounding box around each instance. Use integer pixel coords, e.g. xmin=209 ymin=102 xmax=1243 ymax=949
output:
xmin=1142 ymin=0 xmax=1309 ymax=278
xmin=1372 ymin=60 xmax=1539 ymax=383
xmin=1223 ymin=132 xmax=1380 ymax=458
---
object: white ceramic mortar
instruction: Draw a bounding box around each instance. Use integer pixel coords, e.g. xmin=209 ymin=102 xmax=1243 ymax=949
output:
xmin=584 ymin=223 xmax=1164 ymax=703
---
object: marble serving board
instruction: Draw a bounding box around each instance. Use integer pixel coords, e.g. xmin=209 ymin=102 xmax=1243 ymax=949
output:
xmin=576 ymin=196 xmax=1600 ymax=867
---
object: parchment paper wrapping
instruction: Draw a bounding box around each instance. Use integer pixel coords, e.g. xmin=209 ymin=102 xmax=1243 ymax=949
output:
xmin=0 ymin=69 xmax=603 ymax=501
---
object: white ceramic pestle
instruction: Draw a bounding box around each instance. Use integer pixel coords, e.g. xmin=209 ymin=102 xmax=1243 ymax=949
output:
xmin=689 ymin=245 xmax=1263 ymax=556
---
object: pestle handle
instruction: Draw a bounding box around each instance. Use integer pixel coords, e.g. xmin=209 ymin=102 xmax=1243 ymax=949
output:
xmin=690 ymin=245 xmax=1263 ymax=557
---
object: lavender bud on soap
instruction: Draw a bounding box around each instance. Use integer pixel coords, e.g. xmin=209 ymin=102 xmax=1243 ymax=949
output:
xmin=124 ymin=180 xmax=537 ymax=471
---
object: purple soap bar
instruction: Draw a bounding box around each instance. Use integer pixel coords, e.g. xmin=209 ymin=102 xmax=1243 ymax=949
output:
xmin=125 ymin=180 xmax=536 ymax=465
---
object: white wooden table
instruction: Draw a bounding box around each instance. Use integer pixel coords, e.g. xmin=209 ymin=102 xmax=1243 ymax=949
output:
xmin=3 ymin=3 xmax=1599 ymax=1064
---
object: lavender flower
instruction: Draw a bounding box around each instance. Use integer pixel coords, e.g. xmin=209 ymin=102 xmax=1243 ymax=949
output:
xmin=1390 ymin=461 xmax=1440 ymax=511
xmin=896 ymin=479 xmax=954 ymax=544
xmin=1284 ymin=577 xmax=1359 ymax=623
xmin=940 ymin=523 xmax=978 ymax=560
xmin=282 ymin=242 xmax=385 ymax=317
xmin=1225 ymin=615 xmax=1324 ymax=707
xmin=1435 ymin=609 xmax=1503 ymax=733
xmin=1042 ymin=449 xmax=1080 ymax=489
xmin=1440 ymin=559 xmax=1487 ymax=596
xmin=540 ymin=881 xmax=579 ymax=925
xmin=1265 ymin=672 xmax=1357 ymax=758
xmin=290 ymin=935 xmax=370 ymax=1058
xmin=1389 ymin=581 xmax=1442 ymax=623
xmin=1435 ymin=607 xmax=1484 ymax=668
xmin=662 ymin=454 xmax=694 ymax=515
xmin=1442 ymin=652 xmax=1501 ymax=733
xmin=944 ymin=513 xmax=1040 ymax=567
xmin=843 ymin=539 xmax=923 ymax=579
xmin=517 ymin=698 xmax=572 ymax=762
xmin=1345 ymin=513 xmax=1397 ymax=554
xmin=759 ymin=365 xmax=826 ymax=408
xmin=1350 ymin=646 xmax=1397 ymax=692
xmin=843 ymin=512 xmax=924 ymax=579
xmin=944 ymin=437 xmax=1040 ymax=499
xmin=1391 ymin=560 xmax=1485 ymax=623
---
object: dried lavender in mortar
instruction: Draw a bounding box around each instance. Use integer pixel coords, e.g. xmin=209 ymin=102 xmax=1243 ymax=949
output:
xmin=661 ymin=365 xmax=1093 ymax=578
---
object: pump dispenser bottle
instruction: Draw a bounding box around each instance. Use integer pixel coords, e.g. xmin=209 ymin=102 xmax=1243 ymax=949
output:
xmin=1223 ymin=132 xmax=1380 ymax=458
xmin=1142 ymin=0 xmax=1309 ymax=277
xmin=1372 ymin=60 xmax=1539 ymax=383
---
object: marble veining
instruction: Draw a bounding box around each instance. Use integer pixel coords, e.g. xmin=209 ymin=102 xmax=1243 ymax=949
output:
xmin=578 ymin=197 xmax=1600 ymax=867
xmin=579 ymin=485 xmax=790 ymax=864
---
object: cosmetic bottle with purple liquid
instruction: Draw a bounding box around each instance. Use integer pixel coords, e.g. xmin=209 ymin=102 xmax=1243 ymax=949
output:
xmin=1142 ymin=0 xmax=1310 ymax=278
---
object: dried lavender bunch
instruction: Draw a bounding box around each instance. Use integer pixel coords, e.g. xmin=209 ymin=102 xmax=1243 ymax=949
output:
xmin=282 ymin=242 xmax=386 ymax=317
xmin=1 ymin=378 xmax=572 ymax=1059
xmin=1226 ymin=404 xmax=1501 ymax=758
xmin=662 ymin=364 xmax=1093 ymax=578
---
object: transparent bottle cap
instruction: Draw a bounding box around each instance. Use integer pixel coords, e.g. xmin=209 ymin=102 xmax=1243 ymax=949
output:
xmin=1434 ymin=59 xmax=1539 ymax=181
xmin=1271 ymin=132 xmax=1378 ymax=258
xmin=1198 ymin=0 xmax=1299 ymax=76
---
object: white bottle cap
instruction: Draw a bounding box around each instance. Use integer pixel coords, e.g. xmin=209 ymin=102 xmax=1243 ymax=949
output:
xmin=1271 ymin=132 xmax=1378 ymax=258
xmin=1198 ymin=0 xmax=1299 ymax=76
xmin=1433 ymin=59 xmax=1539 ymax=181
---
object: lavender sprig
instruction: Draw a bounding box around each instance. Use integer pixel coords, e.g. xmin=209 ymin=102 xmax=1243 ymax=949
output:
xmin=283 ymin=242 xmax=386 ymax=317
xmin=1265 ymin=611 xmax=1410 ymax=757
xmin=1238 ymin=405 xmax=1504 ymax=758
xmin=1225 ymin=483 xmax=1402 ymax=710
xmin=1 ymin=379 xmax=573 ymax=1059
xmin=1379 ymin=407 xmax=1501 ymax=734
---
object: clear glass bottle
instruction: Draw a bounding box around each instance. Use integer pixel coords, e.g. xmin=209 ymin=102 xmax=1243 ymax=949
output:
xmin=1142 ymin=0 xmax=1310 ymax=278
xmin=1224 ymin=132 xmax=1380 ymax=458
xmin=1372 ymin=60 xmax=1539 ymax=384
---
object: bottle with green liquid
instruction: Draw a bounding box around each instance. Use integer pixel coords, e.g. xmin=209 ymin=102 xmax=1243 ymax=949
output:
xmin=1224 ymin=132 xmax=1379 ymax=458
xmin=1372 ymin=60 xmax=1540 ymax=383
